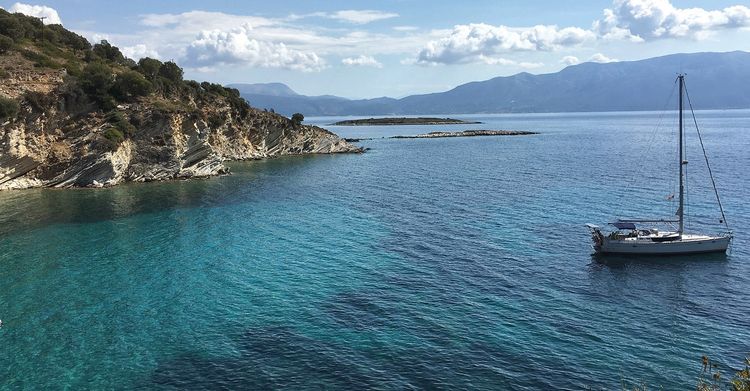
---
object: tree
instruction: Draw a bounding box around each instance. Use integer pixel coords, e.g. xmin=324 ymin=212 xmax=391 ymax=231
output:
xmin=158 ymin=61 xmax=183 ymax=83
xmin=291 ymin=113 xmax=304 ymax=125
xmin=0 ymin=15 xmax=24 ymax=40
xmin=137 ymin=57 xmax=162 ymax=81
xmin=79 ymin=62 xmax=115 ymax=109
xmin=112 ymin=70 xmax=152 ymax=102
xmin=93 ymin=40 xmax=127 ymax=65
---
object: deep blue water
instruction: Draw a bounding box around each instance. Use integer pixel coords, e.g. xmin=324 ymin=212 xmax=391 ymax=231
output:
xmin=1 ymin=110 xmax=749 ymax=389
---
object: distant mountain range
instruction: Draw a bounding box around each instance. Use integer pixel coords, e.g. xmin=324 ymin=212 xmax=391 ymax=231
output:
xmin=229 ymin=51 xmax=750 ymax=116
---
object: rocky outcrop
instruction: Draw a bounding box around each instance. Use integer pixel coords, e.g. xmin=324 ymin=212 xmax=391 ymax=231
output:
xmin=0 ymin=105 xmax=361 ymax=189
xmin=391 ymin=130 xmax=537 ymax=139
xmin=0 ymin=69 xmax=361 ymax=191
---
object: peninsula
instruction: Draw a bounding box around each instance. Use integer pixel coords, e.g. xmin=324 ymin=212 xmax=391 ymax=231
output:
xmin=331 ymin=117 xmax=481 ymax=126
xmin=0 ymin=10 xmax=360 ymax=190
xmin=391 ymin=130 xmax=536 ymax=138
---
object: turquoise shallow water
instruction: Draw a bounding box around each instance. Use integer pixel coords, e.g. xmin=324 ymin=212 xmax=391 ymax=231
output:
xmin=1 ymin=110 xmax=749 ymax=389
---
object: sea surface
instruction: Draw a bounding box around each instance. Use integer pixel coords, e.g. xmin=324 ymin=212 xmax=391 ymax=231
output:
xmin=1 ymin=110 xmax=749 ymax=390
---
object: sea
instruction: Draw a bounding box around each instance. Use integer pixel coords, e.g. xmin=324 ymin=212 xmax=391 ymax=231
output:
xmin=1 ymin=110 xmax=748 ymax=390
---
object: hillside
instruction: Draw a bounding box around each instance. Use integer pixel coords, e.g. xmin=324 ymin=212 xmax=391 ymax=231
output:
xmin=238 ymin=51 xmax=750 ymax=116
xmin=0 ymin=10 xmax=360 ymax=190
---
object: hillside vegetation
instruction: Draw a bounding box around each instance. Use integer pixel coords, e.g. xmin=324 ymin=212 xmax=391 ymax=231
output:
xmin=0 ymin=10 xmax=359 ymax=189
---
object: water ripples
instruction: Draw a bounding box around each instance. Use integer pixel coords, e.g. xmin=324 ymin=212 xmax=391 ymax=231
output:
xmin=1 ymin=111 xmax=749 ymax=389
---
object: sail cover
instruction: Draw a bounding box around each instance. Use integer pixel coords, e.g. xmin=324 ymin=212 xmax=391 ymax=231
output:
xmin=612 ymin=222 xmax=636 ymax=230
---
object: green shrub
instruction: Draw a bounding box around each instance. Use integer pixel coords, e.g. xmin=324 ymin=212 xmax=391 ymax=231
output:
xmin=291 ymin=113 xmax=304 ymax=125
xmin=59 ymin=77 xmax=92 ymax=114
xmin=0 ymin=68 xmax=9 ymax=79
xmin=104 ymin=110 xmax=136 ymax=137
xmin=79 ymin=62 xmax=115 ymax=109
xmin=137 ymin=57 xmax=162 ymax=81
xmin=0 ymin=95 xmax=19 ymax=121
xmin=0 ymin=15 xmax=24 ymax=40
xmin=0 ymin=34 xmax=13 ymax=54
xmin=20 ymin=49 xmax=62 ymax=69
xmin=111 ymin=70 xmax=152 ymax=102
xmin=92 ymin=40 xmax=127 ymax=65
xmin=46 ymin=24 xmax=90 ymax=51
xmin=101 ymin=126 xmax=125 ymax=150
xmin=159 ymin=61 xmax=183 ymax=83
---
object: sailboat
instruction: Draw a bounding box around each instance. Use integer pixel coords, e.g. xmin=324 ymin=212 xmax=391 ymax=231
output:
xmin=586 ymin=74 xmax=732 ymax=255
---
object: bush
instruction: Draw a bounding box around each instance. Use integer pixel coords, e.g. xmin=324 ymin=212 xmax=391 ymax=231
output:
xmin=59 ymin=77 xmax=91 ymax=114
xmin=79 ymin=62 xmax=115 ymax=109
xmin=0 ymin=15 xmax=24 ymax=40
xmin=0 ymin=34 xmax=13 ymax=53
xmin=0 ymin=95 xmax=19 ymax=121
xmin=291 ymin=113 xmax=304 ymax=125
xmin=111 ymin=70 xmax=152 ymax=102
xmin=103 ymin=126 xmax=124 ymax=142
xmin=104 ymin=110 xmax=136 ymax=137
xmin=20 ymin=49 xmax=62 ymax=69
xmin=93 ymin=40 xmax=123 ymax=62
xmin=137 ymin=57 xmax=162 ymax=81
xmin=158 ymin=61 xmax=183 ymax=83
xmin=46 ymin=24 xmax=90 ymax=51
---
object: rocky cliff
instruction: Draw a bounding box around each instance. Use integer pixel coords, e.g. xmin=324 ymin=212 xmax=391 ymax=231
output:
xmin=0 ymin=11 xmax=360 ymax=190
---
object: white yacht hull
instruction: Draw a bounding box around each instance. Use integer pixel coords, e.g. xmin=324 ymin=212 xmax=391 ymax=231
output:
xmin=596 ymin=234 xmax=730 ymax=255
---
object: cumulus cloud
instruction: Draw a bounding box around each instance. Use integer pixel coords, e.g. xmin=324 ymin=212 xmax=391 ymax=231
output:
xmin=594 ymin=0 xmax=750 ymax=41
xmin=341 ymin=55 xmax=383 ymax=68
xmin=184 ymin=24 xmax=326 ymax=72
xmin=588 ymin=53 xmax=618 ymax=63
xmin=560 ymin=55 xmax=580 ymax=65
xmin=9 ymin=2 xmax=62 ymax=25
xmin=121 ymin=44 xmax=160 ymax=61
xmin=476 ymin=55 xmax=543 ymax=68
xmin=416 ymin=23 xmax=593 ymax=65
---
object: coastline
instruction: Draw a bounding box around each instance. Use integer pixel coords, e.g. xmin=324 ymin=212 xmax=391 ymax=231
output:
xmin=331 ymin=117 xmax=481 ymax=126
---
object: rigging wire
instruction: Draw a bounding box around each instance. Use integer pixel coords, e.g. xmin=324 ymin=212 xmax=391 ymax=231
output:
xmin=683 ymin=82 xmax=731 ymax=232
xmin=619 ymin=79 xmax=678 ymax=208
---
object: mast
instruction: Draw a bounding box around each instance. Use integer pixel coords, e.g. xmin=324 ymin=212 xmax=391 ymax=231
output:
xmin=678 ymin=74 xmax=685 ymax=235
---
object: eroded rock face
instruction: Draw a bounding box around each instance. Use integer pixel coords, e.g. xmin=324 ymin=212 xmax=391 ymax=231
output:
xmin=0 ymin=98 xmax=362 ymax=190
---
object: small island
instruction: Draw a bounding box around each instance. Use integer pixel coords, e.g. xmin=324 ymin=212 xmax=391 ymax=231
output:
xmin=331 ymin=117 xmax=481 ymax=126
xmin=391 ymin=130 xmax=537 ymax=139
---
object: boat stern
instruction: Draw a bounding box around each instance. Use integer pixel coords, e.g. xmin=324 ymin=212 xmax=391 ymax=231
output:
xmin=586 ymin=224 xmax=604 ymax=252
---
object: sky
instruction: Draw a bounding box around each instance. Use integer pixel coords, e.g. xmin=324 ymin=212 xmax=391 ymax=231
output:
xmin=2 ymin=0 xmax=750 ymax=98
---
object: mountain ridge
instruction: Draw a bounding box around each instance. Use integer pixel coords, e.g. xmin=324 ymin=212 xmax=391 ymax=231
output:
xmin=234 ymin=51 xmax=750 ymax=116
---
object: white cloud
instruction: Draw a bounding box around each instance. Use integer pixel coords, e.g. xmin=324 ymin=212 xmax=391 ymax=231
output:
xmin=329 ymin=10 xmax=398 ymax=24
xmin=416 ymin=23 xmax=594 ymax=65
xmin=560 ymin=55 xmax=580 ymax=65
xmin=594 ymin=0 xmax=750 ymax=41
xmin=121 ymin=44 xmax=160 ymax=61
xmin=289 ymin=10 xmax=398 ymax=24
xmin=184 ymin=23 xmax=326 ymax=72
xmin=477 ymin=55 xmax=543 ymax=68
xmin=393 ymin=26 xmax=419 ymax=32
xmin=9 ymin=2 xmax=62 ymax=25
xmin=588 ymin=53 xmax=618 ymax=63
xmin=341 ymin=55 xmax=383 ymax=68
